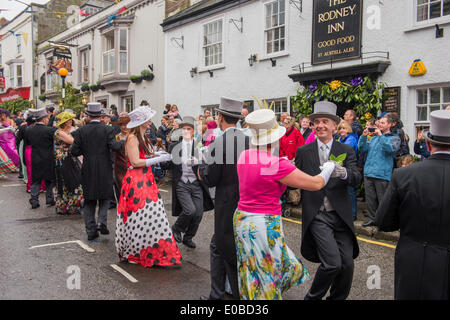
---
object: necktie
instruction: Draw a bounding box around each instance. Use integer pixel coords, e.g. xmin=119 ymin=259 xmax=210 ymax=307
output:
xmin=320 ymin=144 xmax=328 ymax=165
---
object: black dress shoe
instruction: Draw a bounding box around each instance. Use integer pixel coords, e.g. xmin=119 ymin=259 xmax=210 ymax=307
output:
xmin=98 ymin=224 xmax=110 ymax=235
xmin=172 ymin=226 xmax=182 ymax=243
xmin=362 ymin=221 xmax=377 ymax=227
xmin=31 ymin=203 xmax=40 ymax=209
xmin=46 ymin=201 xmax=56 ymax=207
xmin=88 ymin=232 xmax=99 ymax=241
xmin=183 ymin=238 xmax=196 ymax=249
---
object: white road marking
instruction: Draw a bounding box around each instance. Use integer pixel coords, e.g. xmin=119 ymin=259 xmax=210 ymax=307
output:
xmin=29 ymin=240 xmax=95 ymax=253
xmin=158 ymin=189 xmax=168 ymax=193
xmin=110 ymin=264 xmax=138 ymax=283
xmin=2 ymin=184 xmax=23 ymax=187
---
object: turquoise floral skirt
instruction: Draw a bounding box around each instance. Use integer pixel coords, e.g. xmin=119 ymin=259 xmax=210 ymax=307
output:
xmin=233 ymin=209 xmax=310 ymax=300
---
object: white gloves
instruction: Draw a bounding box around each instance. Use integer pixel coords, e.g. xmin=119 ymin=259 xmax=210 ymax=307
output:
xmin=318 ymin=161 xmax=335 ymax=185
xmin=186 ymin=156 xmax=200 ymax=166
xmin=145 ymin=152 xmax=172 ymax=167
xmin=331 ymin=162 xmax=347 ymax=179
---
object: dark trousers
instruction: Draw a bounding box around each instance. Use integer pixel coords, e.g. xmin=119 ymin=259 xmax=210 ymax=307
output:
xmin=209 ymin=234 xmax=240 ymax=300
xmin=364 ymin=177 xmax=389 ymax=222
xmin=83 ymin=199 xmax=109 ymax=236
xmin=173 ymin=180 xmax=203 ymax=241
xmin=30 ymin=179 xmax=54 ymax=206
xmin=305 ymin=210 xmax=354 ymax=300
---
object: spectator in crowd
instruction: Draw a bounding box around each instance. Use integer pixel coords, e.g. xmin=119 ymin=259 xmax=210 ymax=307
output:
xmin=414 ymin=129 xmax=430 ymax=160
xmin=157 ymin=115 xmax=171 ymax=148
xmin=338 ymin=120 xmax=358 ymax=221
xmin=47 ymin=107 xmax=58 ymax=128
xmin=237 ymin=106 xmax=249 ymax=130
xmin=358 ymin=113 xmax=401 ymax=227
xmin=204 ymin=118 xmax=218 ymax=147
xmin=446 ymin=105 xmax=450 ymax=110
xmin=356 ymin=118 xmax=377 ymax=174
xmin=299 ymin=115 xmax=313 ymax=141
xmin=343 ymin=109 xmax=363 ymax=138
xmin=280 ymin=112 xmax=290 ymax=125
xmin=387 ymin=112 xmax=410 ymax=166
xmin=169 ymin=105 xmax=182 ymax=119
xmin=396 ymin=154 xmax=414 ymax=168
xmin=280 ymin=116 xmax=305 ymax=161
xmin=163 ymin=103 xmax=171 ymax=115
xmin=204 ymin=108 xmax=212 ymax=119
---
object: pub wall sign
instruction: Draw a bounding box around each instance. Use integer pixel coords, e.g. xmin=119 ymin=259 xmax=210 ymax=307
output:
xmin=312 ymin=0 xmax=363 ymax=65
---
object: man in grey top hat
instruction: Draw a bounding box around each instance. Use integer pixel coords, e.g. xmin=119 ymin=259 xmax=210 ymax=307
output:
xmin=198 ymin=97 xmax=250 ymax=300
xmin=376 ymin=110 xmax=450 ymax=300
xmin=295 ymin=101 xmax=361 ymax=300
xmin=71 ymin=102 xmax=124 ymax=241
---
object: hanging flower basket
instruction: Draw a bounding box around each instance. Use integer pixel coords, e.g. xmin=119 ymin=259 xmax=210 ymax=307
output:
xmin=90 ymin=84 xmax=99 ymax=92
xmin=141 ymin=69 xmax=154 ymax=81
xmin=130 ymin=75 xmax=143 ymax=83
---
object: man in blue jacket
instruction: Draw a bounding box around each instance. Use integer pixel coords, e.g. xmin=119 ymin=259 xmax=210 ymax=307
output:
xmin=358 ymin=113 xmax=400 ymax=227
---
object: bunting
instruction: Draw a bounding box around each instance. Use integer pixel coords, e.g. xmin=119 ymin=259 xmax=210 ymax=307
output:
xmin=22 ymin=32 xmax=28 ymax=45
xmin=107 ymin=14 xmax=118 ymax=27
xmin=54 ymin=12 xmax=67 ymax=19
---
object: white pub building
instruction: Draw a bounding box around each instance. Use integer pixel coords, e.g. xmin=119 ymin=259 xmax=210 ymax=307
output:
xmin=162 ymin=0 xmax=450 ymax=147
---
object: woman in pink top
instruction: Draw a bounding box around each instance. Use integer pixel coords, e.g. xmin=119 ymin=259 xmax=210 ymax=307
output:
xmin=234 ymin=109 xmax=335 ymax=300
xmin=305 ymin=129 xmax=317 ymax=144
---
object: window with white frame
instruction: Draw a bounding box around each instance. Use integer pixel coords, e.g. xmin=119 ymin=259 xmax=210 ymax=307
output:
xmin=416 ymin=86 xmax=450 ymax=121
xmin=81 ymin=49 xmax=89 ymax=83
xmin=416 ymin=0 xmax=450 ymax=22
xmin=8 ymin=64 xmax=23 ymax=88
xmin=265 ymin=97 xmax=288 ymax=119
xmin=102 ymin=31 xmax=115 ymax=75
xmin=119 ymin=29 xmax=128 ymax=74
xmin=265 ymin=0 xmax=286 ymax=55
xmin=123 ymin=95 xmax=134 ymax=113
xmin=203 ymin=19 xmax=223 ymax=67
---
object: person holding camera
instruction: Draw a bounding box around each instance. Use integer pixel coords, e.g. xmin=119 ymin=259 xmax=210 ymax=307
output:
xmin=414 ymin=129 xmax=430 ymax=160
xmin=358 ymin=113 xmax=401 ymax=227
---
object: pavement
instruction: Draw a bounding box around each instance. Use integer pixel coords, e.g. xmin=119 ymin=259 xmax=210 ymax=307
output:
xmin=0 ymin=172 xmax=397 ymax=300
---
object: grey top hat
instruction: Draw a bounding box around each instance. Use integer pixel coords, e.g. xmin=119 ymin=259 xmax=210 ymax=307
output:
xmin=34 ymin=108 xmax=49 ymax=120
xmin=215 ymin=97 xmax=244 ymax=119
xmin=423 ymin=110 xmax=450 ymax=146
xmin=309 ymin=101 xmax=340 ymax=124
xmin=179 ymin=116 xmax=196 ymax=129
xmin=85 ymin=102 xmax=102 ymax=117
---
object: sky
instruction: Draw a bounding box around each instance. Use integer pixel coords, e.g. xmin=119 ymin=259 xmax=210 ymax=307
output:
xmin=0 ymin=0 xmax=49 ymax=21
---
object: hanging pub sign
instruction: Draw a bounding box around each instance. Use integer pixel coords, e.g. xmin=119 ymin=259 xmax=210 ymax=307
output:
xmin=49 ymin=45 xmax=73 ymax=73
xmin=312 ymin=0 xmax=363 ymax=65
xmin=382 ymin=86 xmax=401 ymax=116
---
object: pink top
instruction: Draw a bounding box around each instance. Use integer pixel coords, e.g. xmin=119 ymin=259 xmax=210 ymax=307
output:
xmin=305 ymin=129 xmax=317 ymax=144
xmin=237 ymin=148 xmax=296 ymax=215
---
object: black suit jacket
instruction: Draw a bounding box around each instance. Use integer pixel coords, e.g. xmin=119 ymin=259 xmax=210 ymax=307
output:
xmin=301 ymin=127 xmax=313 ymax=141
xmin=24 ymin=123 xmax=57 ymax=182
xmin=168 ymin=139 xmax=214 ymax=217
xmin=376 ymin=153 xmax=450 ymax=300
xmin=295 ymin=140 xmax=361 ymax=263
xmin=71 ymin=122 xmax=123 ymax=200
xmin=198 ymin=128 xmax=250 ymax=265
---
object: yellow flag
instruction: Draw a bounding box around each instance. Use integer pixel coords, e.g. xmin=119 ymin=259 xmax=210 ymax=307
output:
xmin=22 ymin=32 xmax=28 ymax=45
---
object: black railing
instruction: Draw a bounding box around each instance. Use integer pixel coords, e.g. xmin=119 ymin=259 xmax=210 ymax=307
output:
xmin=291 ymin=51 xmax=390 ymax=73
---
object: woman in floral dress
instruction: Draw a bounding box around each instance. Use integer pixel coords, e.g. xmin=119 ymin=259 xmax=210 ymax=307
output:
xmin=54 ymin=112 xmax=83 ymax=215
xmin=234 ymin=109 xmax=335 ymax=300
xmin=115 ymin=106 xmax=181 ymax=267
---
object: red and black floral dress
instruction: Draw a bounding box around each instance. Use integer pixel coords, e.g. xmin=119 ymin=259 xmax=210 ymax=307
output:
xmin=115 ymin=148 xmax=182 ymax=267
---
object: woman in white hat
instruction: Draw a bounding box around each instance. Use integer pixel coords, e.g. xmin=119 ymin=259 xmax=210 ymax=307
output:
xmin=115 ymin=106 xmax=182 ymax=267
xmin=234 ymin=109 xmax=335 ymax=300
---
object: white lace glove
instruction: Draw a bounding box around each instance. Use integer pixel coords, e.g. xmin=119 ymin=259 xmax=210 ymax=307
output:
xmin=330 ymin=162 xmax=347 ymax=179
xmin=318 ymin=161 xmax=335 ymax=185
xmin=145 ymin=153 xmax=172 ymax=167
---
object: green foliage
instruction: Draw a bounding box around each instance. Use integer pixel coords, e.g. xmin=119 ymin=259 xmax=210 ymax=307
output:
xmin=54 ymin=82 xmax=85 ymax=115
xmin=0 ymin=98 xmax=32 ymax=115
xmin=291 ymin=76 xmax=386 ymax=127
xmin=141 ymin=69 xmax=152 ymax=77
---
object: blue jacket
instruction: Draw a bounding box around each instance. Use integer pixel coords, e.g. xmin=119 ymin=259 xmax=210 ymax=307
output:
xmin=358 ymin=132 xmax=401 ymax=181
xmin=339 ymin=134 xmax=358 ymax=155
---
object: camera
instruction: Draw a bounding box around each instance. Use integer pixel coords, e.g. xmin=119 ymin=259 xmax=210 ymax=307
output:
xmin=368 ymin=128 xmax=376 ymax=133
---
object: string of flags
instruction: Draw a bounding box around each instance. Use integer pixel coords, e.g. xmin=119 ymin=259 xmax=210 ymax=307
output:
xmin=107 ymin=6 xmax=135 ymax=27
xmin=0 ymin=30 xmax=29 ymax=45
